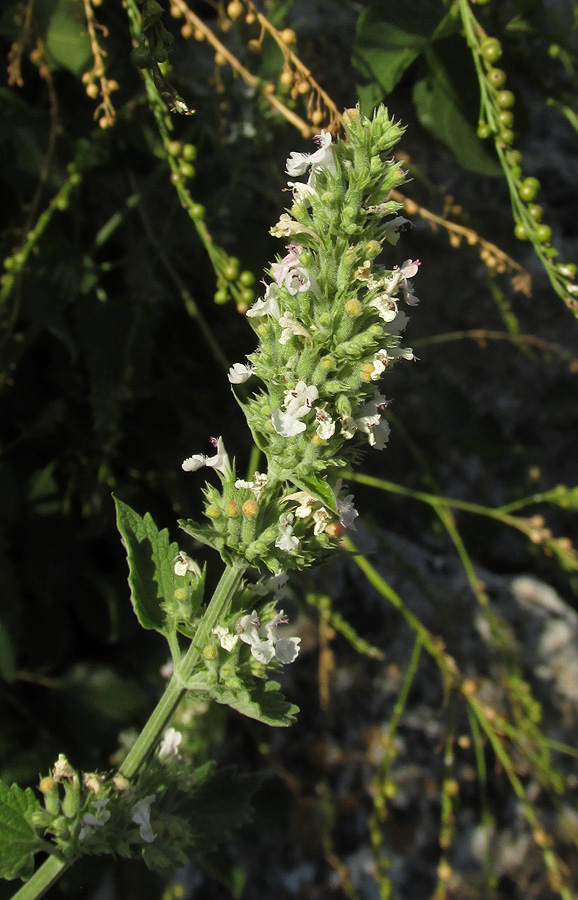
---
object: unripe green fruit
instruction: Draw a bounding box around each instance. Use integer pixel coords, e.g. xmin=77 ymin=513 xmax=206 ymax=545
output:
xmin=477 ymin=122 xmax=491 ymax=140
xmin=496 ymin=90 xmax=515 ymax=109
xmin=515 ymin=222 xmax=528 ymax=240
xmin=480 ymin=38 xmax=502 ymax=63
xmin=487 ymin=68 xmax=507 ymax=89
xmin=528 ymin=204 xmax=543 ymax=222
xmin=535 ymin=224 xmax=552 ymax=243
xmin=214 ymin=288 xmax=229 ymax=304
xmin=519 ymin=177 xmax=540 ymax=202
xmin=239 ymin=270 xmax=255 ymax=286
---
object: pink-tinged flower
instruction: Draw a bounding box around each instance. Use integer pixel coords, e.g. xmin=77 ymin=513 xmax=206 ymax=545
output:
xmin=278 ymin=313 xmax=312 ymax=345
xmin=182 ymin=436 xmax=231 ymax=476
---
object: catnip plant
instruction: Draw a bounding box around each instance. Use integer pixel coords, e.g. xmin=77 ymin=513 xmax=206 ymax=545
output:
xmin=2 ymin=106 xmax=420 ymax=899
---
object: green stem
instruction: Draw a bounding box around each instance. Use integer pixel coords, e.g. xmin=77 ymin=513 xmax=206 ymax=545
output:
xmin=8 ymin=856 xmax=70 ymax=900
xmin=9 ymin=562 xmax=246 ymax=900
xmin=118 ymin=561 xmax=246 ymax=779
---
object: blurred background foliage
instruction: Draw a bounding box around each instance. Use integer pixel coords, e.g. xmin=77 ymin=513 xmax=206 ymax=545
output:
xmin=1 ymin=0 xmax=578 ymax=897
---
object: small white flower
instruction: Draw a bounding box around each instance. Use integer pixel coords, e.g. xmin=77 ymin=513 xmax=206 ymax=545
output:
xmin=275 ymin=511 xmax=299 ymax=551
xmin=228 ymin=362 xmax=254 ymax=384
xmin=131 ymin=795 xmax=156 ymax=844
xmin=278 ymin=313 xmax=312 ymax=345
xmin=312 ymin=507 xmax=332 ymax=535
xmin=286 ymin=131 xmax=337 ymax=184
xmin=174 ymin=551 xmax=202 ymax=578
xmin=159 ymin=727 xmax=182 ymax=761
xmin=246 ymin=282 xmax=280 ymax=319
xmin=315 ymin=408 xmax=336 ymax=440
xmin=182 ymin=436 xmax=231 ymax=476
xmin=271 ymin=381 xmax=318 ymax=437
xmin=336 ymin=493 xmax=358 ymax=529
xmin=212 ymin=624 xmax=239 ymax=652
xmin=239 ymin=609 xmax=300 ymax=665
xmin=235 ymin=471 xmax=268 ymax=499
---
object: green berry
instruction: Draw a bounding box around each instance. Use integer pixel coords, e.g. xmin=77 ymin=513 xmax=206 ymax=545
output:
xmin=182 ymin=144 xmax=197 ymax=162
xmin=496 ymin=90 xmax=515 ymax=109
xmin=214 ymin=288 xmax=229 ymax=305
xmin=144 ymin=0 xmax=163 ymax=19
xmin=535 ymin=224 xmax=552 ymax=243
xmin=477 ymin=122 xmax=491 ymax=140
xmin=528 ymin=204 xmax=543 ymax=222
xmin=515 ymin=222 xmax=528 ymax=241
xmin=180 ymin=162 xmax=195 ymax=179
xmin=239 ymin=270 xmax=255 ymax=287
xmin=224 ymin=257 xmax=240 ymax=280
xmin=507 ymin=149 xmax=522 ymax=165
xmin=500 ymin=128 xmax=514 ymax=145
xmin=519 ymin=177 xmax=540 ymax=202
xmin=487 ymin=68 xmax=507 ymax=89
xmin=499 ymin=110 xmax=514 ymax=127
xmin=190 ymin=203 xmax=204 ymax=218
xmin=240 ymin=287 xmax=255 ymax=305
xmin=167 ymin=140 xmax=181 ymax=156
xmin=481 ymin=38 xmax=502 ymax=63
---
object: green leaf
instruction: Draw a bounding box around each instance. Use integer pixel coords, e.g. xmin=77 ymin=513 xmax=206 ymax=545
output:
xmin=0 ymin=780 xmax=44 ymax=881
xmin=288 ymin=475 xmax=338 ymax=514
xmin=177 ymin=764 xmax=260 ymax=856
xmin=352 ymin=0 xmax=449 ymax=112
xmin=114 ymin=496 xmax=179 ymax=635
xmin=37 ymin=0 xmax=92 ymax=75
xmin=413 ymin=40 xmax=502 ymax=177
xmin=207 ymin=672 xmax=299 ymax=727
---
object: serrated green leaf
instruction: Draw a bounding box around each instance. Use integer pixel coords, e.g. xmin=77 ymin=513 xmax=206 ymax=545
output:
xmin=208 ymin=674 xmax=299 ymax=726
xmin=413 ymin=41 xmax=502 ymax=177
xmin=0 ymin=780 xmax=44 ymax=880
xmin=114 ymin=496 xmax=179 ymax=635
xmin=288 ymin=475 xmax=338 ymax=514
xmin=352 ymin=0 xmax=448 ymax=111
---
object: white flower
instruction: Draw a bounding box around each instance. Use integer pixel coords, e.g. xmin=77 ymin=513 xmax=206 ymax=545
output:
xmin=235 ymin=471 xmax=268 ymax=498
xmin=239 ymin=609 xmax=300 ymax=665
xmin=278 ymin=313 xmax=312 ymax=345
xmin=336 ymin=493 xmax=358 ymax=529
xmin=271 ymin=381 xmax=318 ymax=437
xmin=182 ymin=436 xmax=231 ymax=476
xmin=312 ymin=507 xmax=331 ymax=535
xmin=174 ymin=551 xmax=202 ymax=578
xmin=315 ymin=408 xmax=336 ymax=440
xmin=228 ymin=362 xmax=254 ymax=384
xmin=212 ymin=624 xmax=239 ymax=652
xmin=275 ymin=511 xmax=300 ymax=551
xmin=246 ymin=282 xmax=280 ymax=319
xmin=263 ymin=611 xmax=300 ymax=664
xmin=131 ymin=795 xmax=156 ymax=843
xmin=286 ymin=131 xmax=337 ymax=185
xmin=344 ymin=392 xmax=391 ymax=450
xmin=159 ymin=727 xmax=182 ymax=761
xmin=270 ymin=212 xmax=317 ymax=238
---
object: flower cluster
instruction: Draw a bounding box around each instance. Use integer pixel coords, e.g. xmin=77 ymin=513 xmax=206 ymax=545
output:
xmin=180 ymin=107 xmax=420 ymax=575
